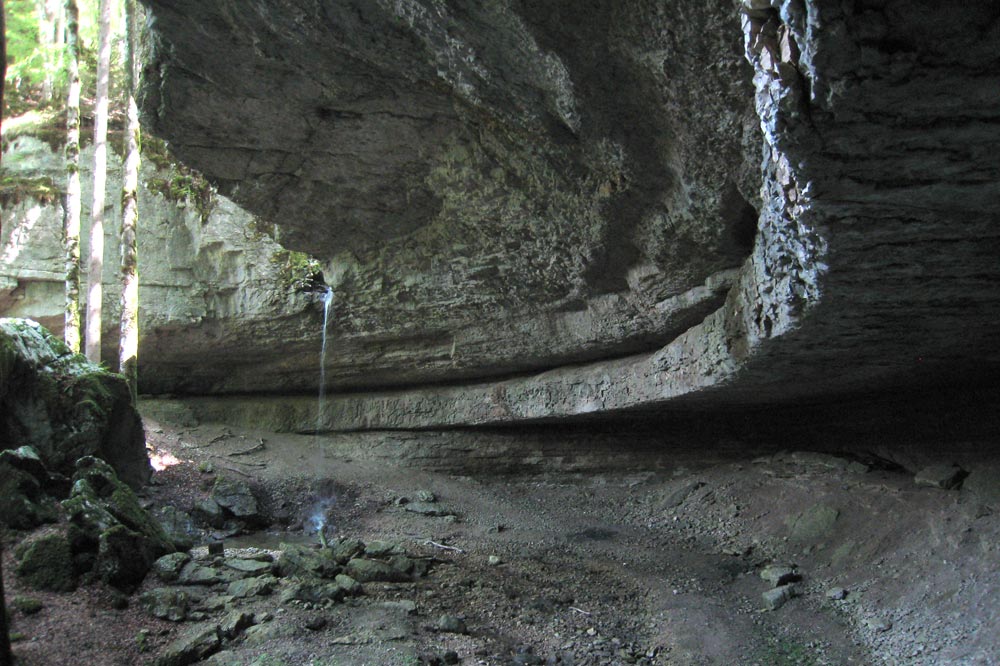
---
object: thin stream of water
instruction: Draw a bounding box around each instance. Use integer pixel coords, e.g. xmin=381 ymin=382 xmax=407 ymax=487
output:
xmin=317 ymin=287 xmax=334 ymax=434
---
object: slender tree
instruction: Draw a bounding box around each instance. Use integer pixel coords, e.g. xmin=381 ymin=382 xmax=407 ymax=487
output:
xmin=63 ymin=0 xmax=83 ymax=353
xmin=1 ymin=2 xmax=6 ymax=172
xmin=86 ymin=0 xmax=113 ymax=363
xmin=0 ymin=541 xmax=12 ymax=666
xmin=119 ymin=0 xmax=140 ymax=403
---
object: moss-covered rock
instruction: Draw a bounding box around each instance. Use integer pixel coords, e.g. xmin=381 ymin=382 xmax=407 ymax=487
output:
xmin=0 ymin=319 xmax=150 ymax=487
xmin=0 ymin=458 xmax=58 ymax=529
xmin=60 ymin=457 xmax=174 ymax=588
xmin=14 ymin=532 xmax=76 ymax=592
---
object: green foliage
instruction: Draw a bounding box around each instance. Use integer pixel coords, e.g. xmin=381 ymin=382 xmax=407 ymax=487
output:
xmin=271 ymin=250 xmax=323 ymax=292
xmin=0 ymin=174 xmax=59 ymax=207
xmin=143 ymin=137 xmax=218 ymax=223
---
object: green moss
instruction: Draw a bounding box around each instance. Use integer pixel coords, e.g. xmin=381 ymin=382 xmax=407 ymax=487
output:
xmin=12 ymin=596 xmax=43 ymax=615
xmin=270 ymin=250 xmax=323 ymax=292
xmin=14 ymin=533 xmax=77 ymax=592
xmin=143 ymin=136 xmax=217 ymax=224
xmin=0 ymin=174 xmax=59 ymax=207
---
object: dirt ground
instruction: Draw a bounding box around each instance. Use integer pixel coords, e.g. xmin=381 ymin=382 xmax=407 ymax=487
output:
xmin=4 ymin=402 xmax=999 ymax=665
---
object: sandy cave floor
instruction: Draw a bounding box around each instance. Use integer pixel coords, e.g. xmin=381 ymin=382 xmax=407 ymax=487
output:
xmin=3 ymin=406 xmax=999 ymax=666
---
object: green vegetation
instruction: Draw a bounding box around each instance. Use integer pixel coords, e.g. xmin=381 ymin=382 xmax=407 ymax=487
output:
xmin=11 ymin=596 xmax=43 ymax=616
xmin=14 ymin=533 xmax=77 ymax=592
xmin=143 ymin=137 xmax=218 ymax=223
xmin=0 ymin=174 xmax=59 ymax=207
xmin=271 ymin=250 xmax=323 ymax=292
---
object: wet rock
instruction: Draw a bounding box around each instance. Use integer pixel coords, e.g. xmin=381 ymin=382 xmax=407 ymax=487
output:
xmin=14 ymin=532 xmax=76 ymax=592
xmin=140 ymin=588 xmax=196 ymax=622
xmin=154 ymin=624 xmax=222 ymax=666
xmin=276 ymin=542 xmax=340 ymax=578
xmin=153 ymin=552 xmax=192 ymax=583
xmin=219 ymin=610 xmax=256 ymax=639
xmin=0 ymin=319 xmax=150 ymax=487
xmin=345 ymin=558 xmax=411 ymax=583
xmin=211 ymin=477 xmax=259 ymax=520
xmin=914 ymin=464 xmax=966 ymax=490
xmin=437 ymin=615 xmax=468 ymax=634
xmin=227 ymin=574 xmax=277 ymax=599
xmin=762 ymin=584 xmax=797 ymax=611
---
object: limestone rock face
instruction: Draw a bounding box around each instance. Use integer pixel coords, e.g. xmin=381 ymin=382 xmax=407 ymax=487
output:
xmin=130 ymin=0 xmax=1000 ymax=426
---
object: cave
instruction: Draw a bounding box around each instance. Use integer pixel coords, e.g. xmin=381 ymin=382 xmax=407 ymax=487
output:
xmin=1 ymin=0 xmax=999 ymax=664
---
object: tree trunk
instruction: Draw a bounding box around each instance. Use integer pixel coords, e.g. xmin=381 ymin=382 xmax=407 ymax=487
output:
xmin=0 ymin=542 xmax=12 ymax=666
xmin=86 ymin=0 xmax=113 ymax=363
xmin=1 ymin=2 xmax=6 ymax=172
xmin=119 ymin=0 xmax=140 ymax=404
xmin=63 ymin=0 xmax=83 ymax=353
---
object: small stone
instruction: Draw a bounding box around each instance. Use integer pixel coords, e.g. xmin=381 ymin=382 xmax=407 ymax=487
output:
xmin=762 ymin=584 xmax=797 ymax=610
xmin=153 ymin=552 xmax=192 ymax=582
xmin=304 ymin=615 xmax=328 ymax=631
xmin=364 ymin=540 xmax=405 ymax=558
xmin=487 ymin=555 xmax=502 ymax=566
xmin=437 ymin=614 xmax=468 ymax=634
xmin=865 ymin=618 xmax=893 ymax=633
xmin=223 ymin=557 xmax=273 ymax=575
xmin=405 ymin=502 xmax=450 ymax=517
xmin=345 ymin=557 xmax=410 ymax=583
xmin=154 ymin=624 xmax=222 ymax=666
xmin=331 ymin=537 xmax=365 ymax=564
xmin=382 ymin=599 xmax=418 ymax=615
xmin=12 ymin=596 xmax=43 ymax=615
xmin=825 ymin=587 xmax=847 ymax=601
xmin=415 ymin=490 xmax=436 ymax=502
xmin=219 ymin=610 xmax=256 ymax=639
xmin=193 ymin=501 xmax=226 ymax=529
xmin=759 ymin=563 xmax=799 ymax=587
xmin=140 ymin=588 xmax=194 ymax=622
xmin=178 ymin=561 xmax=224 ymax=586
xmin=227 ymin=574 xmax=277 ymax=598
xmin=334 ymin=573 xmax=363 ymax=596
xmin=914 ymin=464 xmax=965 ymax=490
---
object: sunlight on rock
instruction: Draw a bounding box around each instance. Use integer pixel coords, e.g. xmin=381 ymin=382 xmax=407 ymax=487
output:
xmin=149 ymin=450 xmax=182 ymax=471
xmin=1 ymin=205 xmax=43 ymax=265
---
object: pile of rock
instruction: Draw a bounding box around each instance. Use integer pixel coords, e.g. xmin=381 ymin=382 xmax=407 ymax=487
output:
xmin=144 ymin=537 xmax=433 ymax=665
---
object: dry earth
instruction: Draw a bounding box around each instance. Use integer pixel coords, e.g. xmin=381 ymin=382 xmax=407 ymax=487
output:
xmin=4 ymin=403 xmax=999 ymax=665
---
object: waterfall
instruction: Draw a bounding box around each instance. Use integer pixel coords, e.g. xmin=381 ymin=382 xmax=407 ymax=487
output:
xmin=317 ymin=287 xmax=334 ymax=433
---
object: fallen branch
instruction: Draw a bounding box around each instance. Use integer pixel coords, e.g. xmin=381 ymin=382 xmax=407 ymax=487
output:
xmin=569 ymin=607 xmax=591 ymax=616
xmin=425 ymin=540 xmax=464 ymax=553
xmin=228 ymin=439 xmax=266 ymax=457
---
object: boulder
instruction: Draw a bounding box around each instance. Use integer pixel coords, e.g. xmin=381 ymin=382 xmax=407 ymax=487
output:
xmin=140 ymin=587 xmax=196 ymax=622
xmin=154 ymin=624 xmax=222 ymax=666
xmin=344 ymin=558 xmax=410 ymax=583
xmin=210 ymin=477 xmax=259 ymax=520
xmin=276 ymin=543 xmax=340 ymax=579
xmin=0 ymin=455 xmax=58 ymax=529
xmin=153 ymin=552 xmax=193 ymax=583
xmin=0 ymin=319 xmax=150 ymax=487
xmin=14 ymin=532 xmax=76 ymax=592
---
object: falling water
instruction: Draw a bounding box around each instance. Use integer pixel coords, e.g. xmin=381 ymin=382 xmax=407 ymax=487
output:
xmin=317 ymin=287 xmax=334 ymax=434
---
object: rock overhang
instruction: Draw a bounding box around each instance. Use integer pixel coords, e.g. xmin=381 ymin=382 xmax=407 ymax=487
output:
xmin=130 ymin=0 xmax=1000 ymax=424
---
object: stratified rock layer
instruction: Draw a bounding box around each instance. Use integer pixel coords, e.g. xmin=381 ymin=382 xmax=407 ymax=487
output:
xmin=135 ymin=1 xmax=1000 ymax=422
